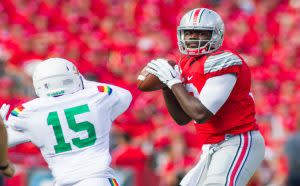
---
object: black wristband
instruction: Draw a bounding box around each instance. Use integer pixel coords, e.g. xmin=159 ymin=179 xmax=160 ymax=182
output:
xmin=0 ymin=163 xmax=9 ymax=170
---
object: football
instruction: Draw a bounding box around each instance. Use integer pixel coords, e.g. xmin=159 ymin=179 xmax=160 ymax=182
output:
xmin=137 ymin=60 xmax=176 ymax=92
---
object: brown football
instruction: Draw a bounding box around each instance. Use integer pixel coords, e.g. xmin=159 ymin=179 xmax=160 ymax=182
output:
xmin=137 ymin=60 xmax=176 ymax=92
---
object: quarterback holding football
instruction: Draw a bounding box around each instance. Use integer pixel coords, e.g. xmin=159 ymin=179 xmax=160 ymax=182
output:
xmin=146 ymin=8 xmax=265 ymax=186
xmin=1 ymin=58 xmax=132 ymax=186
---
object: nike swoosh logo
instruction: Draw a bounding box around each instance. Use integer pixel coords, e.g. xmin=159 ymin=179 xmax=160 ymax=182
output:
xmin=169 ymin=70 xmax=176 ymax=78
xmin=187 ymin=76 xmax=193 ymax=80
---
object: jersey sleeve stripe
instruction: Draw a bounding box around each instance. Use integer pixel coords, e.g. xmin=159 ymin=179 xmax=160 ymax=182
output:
xmin=11 ymin=105 xmax=24 ymax=117
xmin=204 ymin=53 xmax=242 ymax=74
xmin=108 ymin=178 xmax=119 ymax=186
xmin=97 ymin=85 xmax=113 ymax=95
xmin=206 ymin=52 xmax=232 ymax=62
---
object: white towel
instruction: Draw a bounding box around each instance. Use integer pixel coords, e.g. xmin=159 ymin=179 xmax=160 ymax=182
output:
xmin=180 ymin=144 xmax=221 ymax=186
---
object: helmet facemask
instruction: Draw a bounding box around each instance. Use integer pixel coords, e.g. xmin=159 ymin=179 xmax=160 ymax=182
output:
xmin=179 ymin=29 xmax=212 ymax=55
xmin=178 ymin=28 xmax=223 ymax=55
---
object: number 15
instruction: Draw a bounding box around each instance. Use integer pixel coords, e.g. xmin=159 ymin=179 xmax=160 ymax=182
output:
xmin=47 ymin=104 xmax=96 ymax=154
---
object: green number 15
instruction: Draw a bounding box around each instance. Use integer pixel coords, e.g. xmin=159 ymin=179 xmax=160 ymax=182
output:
xmin=47 ymin=104 xmax=96 ymax=154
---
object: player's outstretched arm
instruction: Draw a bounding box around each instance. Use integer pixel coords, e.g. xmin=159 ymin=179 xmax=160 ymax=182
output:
xmin=162 ymin=87 xmax=192 ymax=125
xmin=0 ymin=118 xmax=15 ymax=178
xmin=0 ymin=117 xmax=9 ymax=169
xmin=0 ymin=104 xmax=30 ymax=147
xmin=110 ymin=86 xmax=132 ymax=121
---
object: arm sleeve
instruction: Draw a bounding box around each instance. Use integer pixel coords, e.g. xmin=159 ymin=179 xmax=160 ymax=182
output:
xmin=6 ymin=106 xmax=30 ymax=146
xmin=110 ymin=87 xmax=132 ymax=121
xmin=198 ymin=74 xmax=237 ymax=114
xmin=7 ymin=114 xmax=26 ymax=131
xmin=7 ymin=127 xmax=30 ymax=147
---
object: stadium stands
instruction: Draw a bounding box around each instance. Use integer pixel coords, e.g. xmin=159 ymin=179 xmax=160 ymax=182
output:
xmin=0 ymin=0 xmax=299 ymax=185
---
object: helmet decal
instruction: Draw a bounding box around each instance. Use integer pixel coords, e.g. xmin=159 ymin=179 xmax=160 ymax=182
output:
xmin=193 ymin=8 xmax=202 ymax=25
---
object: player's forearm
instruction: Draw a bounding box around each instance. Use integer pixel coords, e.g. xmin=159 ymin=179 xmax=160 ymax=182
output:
xmin=162 ymin=88 xmax=191 ymax=125
xmin=110 ymin=88 xmax=132 ymax=121
xmin=171 ymin=84 xmax=213 ymax=123
xmin=0 ymin=119 xmax=8 ymax=165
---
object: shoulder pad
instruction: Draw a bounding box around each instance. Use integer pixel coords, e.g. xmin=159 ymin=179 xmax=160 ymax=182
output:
xmin=204 ymin=52 xmax=242 ymax=74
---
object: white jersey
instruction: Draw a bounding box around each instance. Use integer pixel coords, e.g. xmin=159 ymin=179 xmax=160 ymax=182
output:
xmin=6 ymin=80 xmax=132 ymax=186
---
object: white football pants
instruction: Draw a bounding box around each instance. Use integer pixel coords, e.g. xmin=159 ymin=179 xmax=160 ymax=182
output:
xmin=180 ymin=130 xmax=265 ymax=186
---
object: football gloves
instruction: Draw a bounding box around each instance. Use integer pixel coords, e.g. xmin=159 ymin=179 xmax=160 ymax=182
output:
xmin=0 ymin=104 xmax=10 ymax=127
xmin=146 ymin=59 xmax=182 ymax=89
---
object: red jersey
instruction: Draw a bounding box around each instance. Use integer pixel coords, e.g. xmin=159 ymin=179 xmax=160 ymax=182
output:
xmin=178 ymin=50 xmax=258 ymax=146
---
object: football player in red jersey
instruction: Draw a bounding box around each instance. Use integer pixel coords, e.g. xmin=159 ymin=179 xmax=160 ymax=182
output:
xmin=146 ymin=8 xmax=265 ymax=186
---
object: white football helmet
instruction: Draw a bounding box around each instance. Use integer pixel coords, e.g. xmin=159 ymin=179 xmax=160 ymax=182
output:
xmin=32 ymin=58 xmax=83 ymax=97
xmin=177 ymin=8 xmax=225 ymax=55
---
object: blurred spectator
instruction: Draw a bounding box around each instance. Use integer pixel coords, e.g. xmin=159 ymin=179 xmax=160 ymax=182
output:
xmin=284 ymin=118 xmax=300 ymax=186
xmin=0 ymin=0 xmax=299 ymax=185
xmin=156 ymin=133 xmax=194 ymax=186
xmin=112 ymin=132 xmax=148 ymax=186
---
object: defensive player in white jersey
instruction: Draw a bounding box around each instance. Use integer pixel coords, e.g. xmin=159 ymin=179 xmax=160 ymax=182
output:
xmin=0 ymin=58 xmax=132 ymax=186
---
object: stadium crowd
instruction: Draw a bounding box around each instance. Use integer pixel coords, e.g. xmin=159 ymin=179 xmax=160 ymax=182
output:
xmin=0 ymin=0 xmax=299 ymax=185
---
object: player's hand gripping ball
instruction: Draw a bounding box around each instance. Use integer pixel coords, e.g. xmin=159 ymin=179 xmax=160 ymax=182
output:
xmin=137 ymin=59 xmax=176 ymax=91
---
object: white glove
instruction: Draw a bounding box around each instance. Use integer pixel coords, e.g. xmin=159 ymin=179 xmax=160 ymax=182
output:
xmin=146 ymin=59 xmax=182 ymax=89
xmin=0 ymin=104 xmax=10 ymax=127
